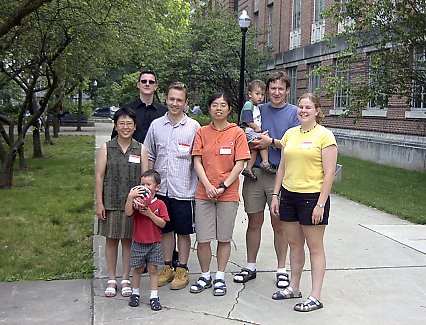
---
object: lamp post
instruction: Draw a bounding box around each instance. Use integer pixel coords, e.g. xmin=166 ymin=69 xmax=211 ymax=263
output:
xmin=93 ymin=80 xmax=98 ymax=111
xmin=238 ymin=10 xmax=251 ymax=124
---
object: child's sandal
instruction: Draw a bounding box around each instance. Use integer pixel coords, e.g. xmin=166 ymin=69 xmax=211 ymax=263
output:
xmin=150 ymin=297 xmax=162 ymax=311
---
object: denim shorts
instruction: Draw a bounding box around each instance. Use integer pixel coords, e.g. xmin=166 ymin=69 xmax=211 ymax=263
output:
xmin=157 ymin=195 xmax=195 ymax=235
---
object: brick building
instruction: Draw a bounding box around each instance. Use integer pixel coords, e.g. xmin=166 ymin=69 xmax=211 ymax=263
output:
xmin=220 ymin=0 xmax=426 ymax=171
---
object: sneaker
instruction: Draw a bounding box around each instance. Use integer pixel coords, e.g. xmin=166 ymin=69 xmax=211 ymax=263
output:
xmin=158 ymin=265 xmax=175 ymax=287
xmin=170 ymin=267 xmax=189 ymax=290
xmin=259 ymin=162 xmax=276 ymax=174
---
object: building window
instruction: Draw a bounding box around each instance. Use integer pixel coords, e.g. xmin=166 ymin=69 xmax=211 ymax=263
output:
xmin=287 ymin=67 xmax=297 ymax=105
xmin=308 ymin=63 xmax=321 ymax=94
xmin=333 ymin=60 xmax=350 ymax=112
xmin=338 ymin=0 xmax=355 ymax=33
xmin=267 ymin=3 xmax=273 ymax=47
xmin=412 ymin=48 xmax=426 ymax=111
xmin=290 ymin=0 xmax=301 ymax=49
xmin=311 ymin=0 xmax=325 ymax=43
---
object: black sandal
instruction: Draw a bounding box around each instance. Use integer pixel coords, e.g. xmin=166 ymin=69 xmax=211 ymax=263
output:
xmin=213 ymin=279 xmax=227 ymax=296
xmin=233 ymin=268 xmax=256 ymax=283
xmin=128 ymin=294 xmax=140 ymax=307
xmin=276 ymin=272 xmax=289 ymax=289
xmin=241 ymin=169 xmax=257 ymax=181
xmin=189 ymin=276 xmax=212 ymax=293
xmin=294 ymin=296 xmax=323 ymax=312
xmin=150 ymin=297 xmax=162 ymax=311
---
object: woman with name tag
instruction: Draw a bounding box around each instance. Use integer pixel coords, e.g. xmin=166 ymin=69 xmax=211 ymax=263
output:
xmin=270 ymin=93 xmax=337 ymax=312
xmin=190 ymin=92 xmax=250 ymax=296
xmin=96 ymin=107 xmax=148 ymax=298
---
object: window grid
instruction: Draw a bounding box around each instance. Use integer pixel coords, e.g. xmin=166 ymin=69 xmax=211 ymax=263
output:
xmin=308 ymin=63 xmax=321 ymax=94
xmin=412 ymin=49 xmax=426 ymax=111
xmin=288 ymin=67 xmax=297 ymax=105
xmin=334 ymin=60 xmax=350 ymax=110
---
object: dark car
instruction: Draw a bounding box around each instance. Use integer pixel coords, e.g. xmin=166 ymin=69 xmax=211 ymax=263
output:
xmin=47 ymin=112 xmax=88 ymax=125
xmin=94 ymin=106 xmax=118 ymax=119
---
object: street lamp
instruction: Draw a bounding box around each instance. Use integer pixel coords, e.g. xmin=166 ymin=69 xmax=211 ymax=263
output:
xmin=238 ymin=10 xmax=251 ymax=124
xmin=93 ymin=80 xmax=98 ymax=111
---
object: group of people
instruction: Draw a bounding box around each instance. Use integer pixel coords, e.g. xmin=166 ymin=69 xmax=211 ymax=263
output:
xmin=95 ymin=69 xmax=338 ymax=313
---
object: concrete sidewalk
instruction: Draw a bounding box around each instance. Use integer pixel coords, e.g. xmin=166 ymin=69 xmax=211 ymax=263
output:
xmin=1 ymin=122 xmax=426 ymax=324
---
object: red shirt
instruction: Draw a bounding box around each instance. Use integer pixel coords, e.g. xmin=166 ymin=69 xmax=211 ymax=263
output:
xmin=132 ymin=197 xmax=169 ymax=243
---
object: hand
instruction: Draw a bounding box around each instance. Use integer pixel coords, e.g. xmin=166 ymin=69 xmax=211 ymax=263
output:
xmin=96 ymin=202 xmax=106 ymax=220
xmin=205 ymin=183 xmax=219 ymax=201
xmin=270 ymin=196 xmax=279 ymax=218
xmin=252 ymin=133 xmax=272 ymax=150
xmin=311 ymin=206 xmax=324 ymax=225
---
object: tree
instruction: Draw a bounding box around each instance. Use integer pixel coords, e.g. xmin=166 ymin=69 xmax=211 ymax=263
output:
xmin=320 ymin=0 xmax=426 ymax=114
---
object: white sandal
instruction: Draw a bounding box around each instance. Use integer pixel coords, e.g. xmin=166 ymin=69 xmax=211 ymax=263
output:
xmin=121 ymin=279 xmax=132 ymax=297
xmin=105 ymin=279 xmax=117 ymax=297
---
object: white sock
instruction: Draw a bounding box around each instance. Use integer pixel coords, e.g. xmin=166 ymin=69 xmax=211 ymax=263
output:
xmin=201 ymin=271 xmax=211 ymax=280
xmin=246 ymin=263 xmax=256 ymax=271
xmin=277 ymin=267 xmax=287 ymax=275
xmin=150 ymin=290 xmax=158 ymax=299
xmin=132 ymin=288 xmax=140 ymax=295
xmin=215 ymin=271 xmax=225 ymax=280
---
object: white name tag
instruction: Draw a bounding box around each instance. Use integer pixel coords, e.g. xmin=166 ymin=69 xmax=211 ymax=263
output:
xmin=300 ymin=142 xmax=313 ymax=149
xmin=129 ymin=155 xmax=140 ymax=163
xmin=178 ymin=143 xmax=191 ymax=153
xmin=220 ymin=147 xmax=232 ymax=155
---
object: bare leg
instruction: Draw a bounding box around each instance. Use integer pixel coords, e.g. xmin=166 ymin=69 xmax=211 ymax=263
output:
xmin=177 ymin=234 xmax=191 ymax=265
xmin=271 ymin=215 xmax=289 ymax=269
xmin=246 ymin=211 xmax=265 ymax=264
xmin=259 ymin=148 xmax=269 ymax=165
xmin=161 ymin=231 xmax=174 ymax=262
xmin=217 ymin=241 xmax=231 ymax=272
xmin=246 ymin=148 xmax=259 ymax=170
xmin=148 ymin=264 xmax=159 ymax=290
xmin=131 ymin=266 xmax=143 ymax=290
xmin=302 ymin=225 xmax=326 ymax=300
xmin=105 ymin=238 xmax=119 ymax=281
xmin=197 ymin=242 xmax=212 ymax=272
xmin=121 ymin=238 xmax=132 ymax=280
xmin=283 ymin=222 xmax=305 ymax=293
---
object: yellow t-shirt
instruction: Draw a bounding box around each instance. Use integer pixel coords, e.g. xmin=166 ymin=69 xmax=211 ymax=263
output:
xmin=281 ymin=124 xmax=337 ymax=193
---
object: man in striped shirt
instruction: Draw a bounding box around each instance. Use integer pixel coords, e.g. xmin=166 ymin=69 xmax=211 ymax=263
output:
xmin=144 ymin=82 xmax=200 ymax=290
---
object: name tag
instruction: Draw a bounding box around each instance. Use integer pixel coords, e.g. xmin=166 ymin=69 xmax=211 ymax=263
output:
xmin=129 ymin=155 xmax=140 ymax=163
xmin=300 ymin=142 xmax=313 ymax=149
xmin=220 ymin=146 xmax=232 ymax=155
xmin=178 ymin=143 xmax=191 ymax=153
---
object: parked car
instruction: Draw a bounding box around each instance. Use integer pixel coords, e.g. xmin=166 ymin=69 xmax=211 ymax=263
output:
xmin=48 ymin=112 xmax=88 ymax=125
xmin=94 ymin=106 xmax=119 ymax=119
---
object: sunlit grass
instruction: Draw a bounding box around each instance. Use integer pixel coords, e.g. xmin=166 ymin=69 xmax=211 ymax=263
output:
xmin=333 ymin=155 xmax=426 ymax=224
xmin=0 ymin=135 xmax=95 ymax=281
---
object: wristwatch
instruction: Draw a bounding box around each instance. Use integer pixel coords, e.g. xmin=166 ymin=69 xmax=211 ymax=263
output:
xmin=270 ymin=138 xmax=275 ymax=148
xmin=219 ymin=182 xmax=228 ymax=190
xmin=316 ymin=203 xmax=325 ymax=208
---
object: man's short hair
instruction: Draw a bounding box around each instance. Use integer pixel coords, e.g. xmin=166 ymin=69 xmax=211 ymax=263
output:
xmin=138 ymin=70 xmax=158 ymax=83
xmin=266 ymin=71 xmax=291 ymax=89
xmin=167 ymin=82 xmax=188 ymax=101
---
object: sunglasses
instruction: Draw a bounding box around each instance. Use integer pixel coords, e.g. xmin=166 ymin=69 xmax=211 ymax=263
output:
xmin=140 ymin=79 xmax=156 ymax=85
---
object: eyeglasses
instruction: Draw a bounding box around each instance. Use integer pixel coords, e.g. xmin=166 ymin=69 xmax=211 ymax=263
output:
xmin=117 ymin=122 xmax=135 ymax=127
xmin=210 ymin=103 xmax=228 ymax=109
xmin=140 ymin=79 xmax=156 ymax=85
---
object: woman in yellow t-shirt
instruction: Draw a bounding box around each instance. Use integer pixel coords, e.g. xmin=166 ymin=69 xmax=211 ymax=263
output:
xmin=270 ymin=93 xmax=338 ymax=312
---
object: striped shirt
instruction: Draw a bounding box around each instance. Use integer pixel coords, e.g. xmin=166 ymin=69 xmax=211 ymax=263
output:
xmin=144 ymin=113 xmax=200 ymax=200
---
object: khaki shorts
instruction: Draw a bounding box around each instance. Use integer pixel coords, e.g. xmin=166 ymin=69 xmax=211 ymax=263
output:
xmin=242 ymin=167 xmax=276 ymax=214
xmin=194 ymin=199 xmax=239 ymax=243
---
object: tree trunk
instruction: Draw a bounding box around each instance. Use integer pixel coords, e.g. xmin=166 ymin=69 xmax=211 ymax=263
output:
xmin=76 ymin=79 xmax=83 ymax=131
xmin=32 ymin=127 xmax=43 ymax=158
xmin=0 ymin=145 xmax=19 ymax=189
xmin=44 ymin=117 xmax=53 ymax=145
xmin=18 ymin=146 xmax=26 ymax=169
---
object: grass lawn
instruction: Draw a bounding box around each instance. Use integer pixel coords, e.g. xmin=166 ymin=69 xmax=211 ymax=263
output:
xmin=0 ymin=135 xmax=94 ymax=281
xmin=333 ymin=155 xmax=426 ymax=224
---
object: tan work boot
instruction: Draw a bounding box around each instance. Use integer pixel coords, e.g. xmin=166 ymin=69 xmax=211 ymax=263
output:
xmin=158 ymin=265 xmax=175 ymax=287
xmin=170 ymin=266 xmax=189 ymax=290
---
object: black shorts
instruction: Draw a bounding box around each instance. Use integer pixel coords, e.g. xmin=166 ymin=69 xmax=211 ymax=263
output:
xmin=157 ymin=194 xmax=195 ymax=235
xmin=279 ymin=187 xmax=330 ymax=225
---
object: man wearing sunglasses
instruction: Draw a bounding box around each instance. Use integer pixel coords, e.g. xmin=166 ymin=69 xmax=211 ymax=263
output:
xmin=111 ymin=70 xmax=167 ymax=143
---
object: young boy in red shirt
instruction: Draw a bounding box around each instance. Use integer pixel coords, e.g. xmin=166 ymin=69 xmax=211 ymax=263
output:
xmin=125 ymin=169 xmax=169 ymax=311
